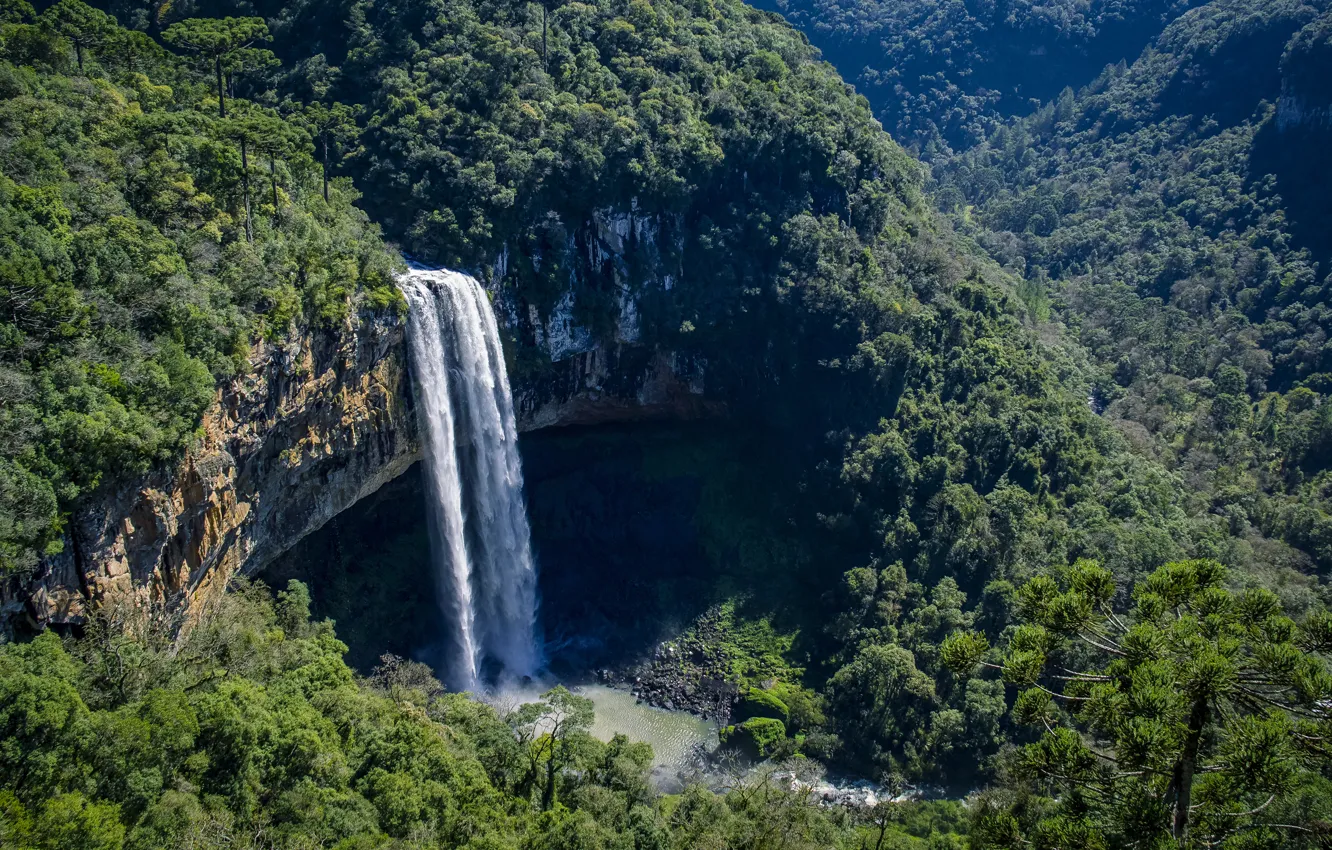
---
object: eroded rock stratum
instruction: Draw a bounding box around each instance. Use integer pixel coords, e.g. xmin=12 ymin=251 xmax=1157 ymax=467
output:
xmin=3 ymin=209 xmax=721 ymax=636
xmin=2 ymin=311 xmax=418 ymax=634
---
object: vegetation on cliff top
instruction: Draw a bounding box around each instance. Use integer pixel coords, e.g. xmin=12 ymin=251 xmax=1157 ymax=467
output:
xmin=0 ymin=1 xmax=397 ymax=576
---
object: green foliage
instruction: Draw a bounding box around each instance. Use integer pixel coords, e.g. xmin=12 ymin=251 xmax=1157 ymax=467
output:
xmin=745 ymin=0 xmax=1332 ymax=794
xmin=0 ymin=580 xmax=880 ymax=849
xmin=42 ymin=0 xmax=115 ymax=72
xmin=0 ymin=11 xmax=397 ymax=574
xmin=5 ymin=0 xmax=1328 ymax=816
xmin=856 ymin=798 xmax=969 ymax=850
xmin=18 ymin=0 xmax=1269 ymax=794
xmin=738 ymin=687 xmax=790 ymax=724
xmin=295 ymin=100 xmax=360 ymax=202
xmin=936 ymin=0 xmax=1332 ymax=582
xmin=748 ymin=0 xmax=1200 ymax=156
xmin=721 ymin=716 xmax=788 ymax=757
xmin=826 ymin=643 xmax=938 ymax=776
xmin=940 ymin=630 xmax=989 ymax=674
xmin=162 ymin=16 xmax=270 ymax=117
xmin=980 ymin=558 xmax=1332 ymax=846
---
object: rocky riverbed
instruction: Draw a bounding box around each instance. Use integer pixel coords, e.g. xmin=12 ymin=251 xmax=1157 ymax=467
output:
xmin=581 ymin=606 xmax=940 ymax=810
xmin=594 ymin=606 xmax=741 ymax=723
xmin=578 ymin=682 xmax=930 ymax=808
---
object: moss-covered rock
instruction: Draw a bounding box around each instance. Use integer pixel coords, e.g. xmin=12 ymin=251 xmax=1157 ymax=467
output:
xmin=768 ymin=683 xmax=827 ymax=733
xmin=721 ymin=717 xmax=788 ymax=757
xmin=737 ymin=687 xmax=790 ymax=723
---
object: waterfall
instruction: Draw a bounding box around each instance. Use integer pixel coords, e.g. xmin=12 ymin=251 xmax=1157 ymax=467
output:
xmin=399 ymin=264 xmax=540 ymax=691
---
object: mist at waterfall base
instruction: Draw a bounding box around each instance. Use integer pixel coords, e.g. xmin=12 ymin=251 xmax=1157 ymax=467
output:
xmin=395 ymin=267 xmax=724 ymax=780
xmin=399 ymin=264 xmax=540 ymax=692
xmin=273 ymin=265 xmax=802 ymax=773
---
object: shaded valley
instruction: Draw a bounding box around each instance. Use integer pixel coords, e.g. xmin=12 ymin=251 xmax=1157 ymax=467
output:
xmin=263 ymin=423 xmax=810 ymax=681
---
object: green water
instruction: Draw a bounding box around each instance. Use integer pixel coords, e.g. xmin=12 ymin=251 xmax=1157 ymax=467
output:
xmin=492 ymin=682 xmax=718 ymax=789
xmin=580 ymin=684 xmax=719 ymax=768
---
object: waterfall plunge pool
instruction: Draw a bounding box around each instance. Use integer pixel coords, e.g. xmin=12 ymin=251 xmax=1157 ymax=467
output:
xmin=495 ymin=682 xmax=720 ymax=791
xmin=584 ymin=685 xmax=719 ymax=772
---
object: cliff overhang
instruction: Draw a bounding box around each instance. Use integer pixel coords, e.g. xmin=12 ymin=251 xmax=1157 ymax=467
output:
xmin=2 ymin=210 xmax=723 ymax=637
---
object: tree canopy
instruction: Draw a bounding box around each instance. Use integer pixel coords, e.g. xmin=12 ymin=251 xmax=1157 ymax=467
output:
xmin=947 ymin=558 xmax=1332 ymax=847
xmin=0 ymin=3 xmax=396 ymax=575
xmin=161 ymin=15 xmax=270 ymax=116
xmin=0 ymin=578 xmax=971 ymax=849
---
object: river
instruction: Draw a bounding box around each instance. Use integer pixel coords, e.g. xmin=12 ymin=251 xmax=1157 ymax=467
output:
xmin=582 ymin=684 xmax=719 ymax=784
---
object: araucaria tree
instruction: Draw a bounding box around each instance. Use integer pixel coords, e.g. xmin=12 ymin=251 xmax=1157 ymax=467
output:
xmin=944 ymin=559 xmax=1332 ymax=848
xmin=298 ymin=101 xmax=360 ymax=202
xmin=41 ymin=0 xmax=114 ymax=72
xmin=219 ymin=111 xmax=289 ymax=242
xmin=161 ymin=16 xmax=270 ymax=118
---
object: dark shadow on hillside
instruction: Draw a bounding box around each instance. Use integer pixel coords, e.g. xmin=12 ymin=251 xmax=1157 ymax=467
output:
xmin=262 ymin=422 xmax=825 ymax=679
xmin=525 ymin=422 xmax=830 ymax=678
xmin=1156 ymin=7 xmax=1311 ymax=130
xmin=749 ymin=0 xmax=1202 ymax=151
xmin=1251 ymin=118 xmax=1332 ymax=268
xmin=259 ymin=467 xmax=437 ymax=672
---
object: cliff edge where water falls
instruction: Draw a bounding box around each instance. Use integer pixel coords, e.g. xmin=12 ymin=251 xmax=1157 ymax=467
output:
xmin=1 ymin=212 xmax=720 ymax=637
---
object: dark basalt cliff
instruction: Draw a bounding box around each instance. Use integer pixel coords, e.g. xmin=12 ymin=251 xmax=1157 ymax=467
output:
xmin=1 ymin=212 xmax=720 ymax=636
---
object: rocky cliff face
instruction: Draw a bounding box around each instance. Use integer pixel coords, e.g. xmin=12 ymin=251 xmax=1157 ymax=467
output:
xmin=1276 ymin=94 xmax=1331 ymax=131
xmin=1 ymin=310 xmax=419 ymax=635
xmin=1276 ymin=12 xmax=1332 ymax=132
xmin=2 ymin=209 xmax=722 ymax=636
xmin=499 ymin=206 xmax=721 ymax=430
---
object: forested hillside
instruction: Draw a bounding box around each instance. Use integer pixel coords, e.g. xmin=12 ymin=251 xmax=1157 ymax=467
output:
xmin=2 ymin=0 xmax=1332 ymax=846
xmin=937 ymin=0 xmax=1332 ymax=582
xmin=745 ymin=0 xmax=1332 ymax=838
xmin=748 ymin=0 xmax=1201 ymax=156
xmin=0 ymin=0 xmax=398 ymax=577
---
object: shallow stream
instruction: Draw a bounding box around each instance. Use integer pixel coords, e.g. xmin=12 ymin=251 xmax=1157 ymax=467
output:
xmin=581 ymin=684 xmax=719 ymax=769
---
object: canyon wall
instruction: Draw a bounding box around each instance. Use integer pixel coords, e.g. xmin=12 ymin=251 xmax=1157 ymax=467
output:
xmin=1 ymin=310 xmax=419 ymax=635
xmin=1276 ymin=12 xmax=1332 ymax=132
xmin=1 ymin=210 xmax=720 ymax=636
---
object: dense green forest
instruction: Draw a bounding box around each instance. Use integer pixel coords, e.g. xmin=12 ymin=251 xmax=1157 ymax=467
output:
xmin=130 ymin=0 xmax=1312 ymax=787
xmin=748 ymin=0 xmax=1204 ymax=156
xmin=0 ymin=0 xmax=399 ymax=576
xmin=751 ymin=0 xmax=1332 ymax=838
xmin=935 ymin=0 xmax=1332 ymax=592
xmin=2 ymin=0 xmax=1332 ymax=845
xmin=1 ymin=578 xmax=978 ymax=849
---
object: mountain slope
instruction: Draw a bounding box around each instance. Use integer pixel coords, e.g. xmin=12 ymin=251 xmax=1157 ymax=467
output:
xmin=0 ymin=0 xmax=1231 ymax=785
xmin=937 ymin=0 xmax=1332 ymax=576
xmin=0 ymin=7 xmax=397 ymax=577
xmin=749 ymin=0 xmax=1203 ymax=156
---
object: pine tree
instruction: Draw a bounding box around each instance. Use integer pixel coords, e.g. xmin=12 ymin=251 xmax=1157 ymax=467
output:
xmin=162 ymin=17 xmax=270 ymax=118
xmin=41 ymin=0 xmax=115 ymax=72
xmin=219 ymin=111 xmax=290 ymax=242
xmin=945 ymin=559 xmax=1332 ymax=847
xmin=297 ymin=101 xmax=361 ymax=202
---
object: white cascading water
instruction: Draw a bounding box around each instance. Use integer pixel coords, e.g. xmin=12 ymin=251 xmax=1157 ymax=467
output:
xmin=399 ymin=264 xmax=540 ymax=692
